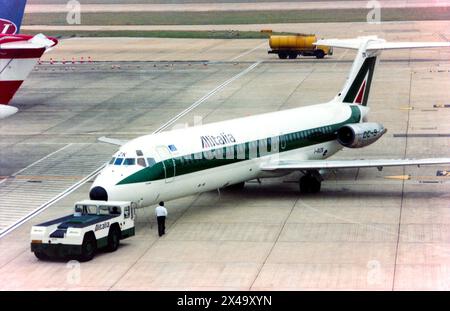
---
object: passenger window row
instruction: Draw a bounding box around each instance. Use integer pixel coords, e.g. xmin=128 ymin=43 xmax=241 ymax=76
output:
xmin=107 ymin=128 xmax=333 ymax=169
xmin=109 ymin=157 xmax=156 ymax=168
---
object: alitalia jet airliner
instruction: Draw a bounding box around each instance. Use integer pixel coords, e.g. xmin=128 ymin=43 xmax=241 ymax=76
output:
xmin=89 ymin=36 xmax=450 ymax=208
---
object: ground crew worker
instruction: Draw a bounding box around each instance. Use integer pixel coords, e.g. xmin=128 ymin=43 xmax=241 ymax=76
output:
xmin=155 ymin=201 xmax=168 ymax=236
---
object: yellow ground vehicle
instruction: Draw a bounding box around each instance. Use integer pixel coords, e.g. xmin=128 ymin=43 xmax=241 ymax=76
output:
xmin=268 ymin=34 xmax=333 ymax=59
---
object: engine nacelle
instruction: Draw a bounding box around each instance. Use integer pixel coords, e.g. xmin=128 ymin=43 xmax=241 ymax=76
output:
xmin=337 ymin=122 xmax=386 ymax=148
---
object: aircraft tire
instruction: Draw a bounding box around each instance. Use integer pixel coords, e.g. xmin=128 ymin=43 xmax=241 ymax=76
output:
xmin=227 ymin=182 xmax=245 ymax=191
xmin=299 ymin=175 xmax=321 ymax=194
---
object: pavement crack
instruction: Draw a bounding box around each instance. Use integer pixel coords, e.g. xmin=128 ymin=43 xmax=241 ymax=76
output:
xmin=391 ymin=69 xmax=413 ymax=291
xmin=249 ymin=196 xmax=299 ymax=290
xmin=107 ymin=193 xmax=202 ymax=290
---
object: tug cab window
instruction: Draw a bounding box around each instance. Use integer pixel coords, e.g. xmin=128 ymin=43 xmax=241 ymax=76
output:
xmin=98 ymin=205 xmax=110 ymax=215
xmin=74 ymin=206 xmax=83 ymax=217
xmin=75 ymin=204 xmax=97 ymax=215
xmin=109 ymin=206 xmax=121 ymax=215
xmin=123 ymin=158 xmax=136 ymax=166
xmin=124 ymin=206 xmax=130 ymax=218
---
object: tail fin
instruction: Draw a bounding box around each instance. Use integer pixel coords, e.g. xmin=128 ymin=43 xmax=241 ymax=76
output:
xmin=315 ymin=36 xmax=450 ymax=106
xmin=0 ymin=0 xmax=27 ymax=34
xmin=0 ymin=33 xmax=57 ymax=118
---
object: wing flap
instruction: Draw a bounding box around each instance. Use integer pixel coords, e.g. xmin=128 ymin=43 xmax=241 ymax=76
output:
xmin=261 ymin=158 xmax=450 ymax=171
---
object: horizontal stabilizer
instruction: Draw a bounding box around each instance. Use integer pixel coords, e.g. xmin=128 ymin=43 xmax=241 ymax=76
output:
xmin=314 ymin=36 xmax=450 ymax=51
xmin=0 ymin=105 xmax=18 ymax=119
xmin=0 ymin=33 xmax=57 ymax=50
xmin=367 ymin=41 xmax=450 ymax=50
xmin=261 ymin=158 xmax=450 ymax=171
xmin=314 ymin=38 xmax=366 ymax=50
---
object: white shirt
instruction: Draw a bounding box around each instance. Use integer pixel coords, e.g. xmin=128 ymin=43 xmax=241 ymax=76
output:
xmin=155 ymin=206 xmax=168 ymax=217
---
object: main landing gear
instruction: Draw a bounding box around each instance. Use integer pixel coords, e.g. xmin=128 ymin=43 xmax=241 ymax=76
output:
xmin=299 ymin=171 xmax=322 ymax=194
xmin=227 ymin=181 xmax=245 ymax=191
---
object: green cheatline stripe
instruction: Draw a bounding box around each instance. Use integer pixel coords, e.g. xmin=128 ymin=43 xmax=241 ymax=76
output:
xmin=343 ymin=56 xmax=377 ymax=106
xmin=117 ymin=106 xmax=361 ymax=185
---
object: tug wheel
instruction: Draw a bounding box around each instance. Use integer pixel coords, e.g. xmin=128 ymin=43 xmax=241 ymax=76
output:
xmin=106 ymin=225 xmax=121 ymax=252
xmin=79 ymin=232 xmax=97 ymax=262
xmin=34 ymin=251 xmax=48 ymax=261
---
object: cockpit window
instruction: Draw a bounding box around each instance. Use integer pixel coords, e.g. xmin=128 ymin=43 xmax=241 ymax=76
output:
xmin=123 ymin=158 xmax=136 ymax=165
xmin=114 ymin=158 xmax=124 ymax=165
xmin=147 ymin=158 xmax=156 ymax=167
xmin=109 ymin=157 xmax=116 ymax=164
xmin=136 ymin=150 xmax=143 ymax=156
xmin=137 ymin=158 xmax=146 ymax=167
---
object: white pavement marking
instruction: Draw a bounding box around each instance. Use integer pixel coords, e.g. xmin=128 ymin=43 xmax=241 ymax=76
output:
xmin=0 ymin=143 xmax=72 ymax=186
xmin=0 ymin=61 xmax=262 ymax=238
xmin=0 ymin=143 xmax=114 ymax=236
xmin=153 ymin=61 xmax=262 ymax=133
xmin=0 ymin=166 xmax=105 ymax=239
xmin=229 ymin=42 xmax=267 ymax=62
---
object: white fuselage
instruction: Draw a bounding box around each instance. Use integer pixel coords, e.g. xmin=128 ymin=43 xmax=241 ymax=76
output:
xmin=91 ymin=101 xmax=367 ymax=207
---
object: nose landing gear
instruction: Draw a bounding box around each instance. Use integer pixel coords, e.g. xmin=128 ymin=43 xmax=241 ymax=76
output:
xmin=299 ymin=170 xmax=322 ymax=194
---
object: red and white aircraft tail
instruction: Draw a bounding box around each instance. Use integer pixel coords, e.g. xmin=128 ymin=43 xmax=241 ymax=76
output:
xmin=0 ymin=33 xmax=58 ymax=119
xmin=0 ymin=0 xmax=58 ymax=119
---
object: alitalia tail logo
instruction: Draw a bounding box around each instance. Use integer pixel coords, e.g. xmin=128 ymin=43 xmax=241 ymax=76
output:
xmin=343 ymin=56 xmax=376 ymax=106
xmin=354 ymin=72 xmax=369 ymax=105
xmin=201 ymin=132 xmax=236 ymax=148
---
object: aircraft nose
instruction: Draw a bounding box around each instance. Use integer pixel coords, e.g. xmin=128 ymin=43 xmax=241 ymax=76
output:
xmin=89 ymin=186 xmax=108 ymax=201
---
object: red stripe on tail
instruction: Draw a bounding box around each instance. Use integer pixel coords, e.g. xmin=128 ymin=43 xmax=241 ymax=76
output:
xmin=0 ymin=80 xmax=24 ymax=104
xmin=0 ymin=48 xmax=46 ymax=59
xmin=355 ymin=80 xmax=366 ymax=104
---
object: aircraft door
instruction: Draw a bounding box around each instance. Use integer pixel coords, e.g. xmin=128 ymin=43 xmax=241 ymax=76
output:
xmin=156 ymin=146 xmax=176 ymax=183
xmin=280 ymin=132 xmax=287 ymax=150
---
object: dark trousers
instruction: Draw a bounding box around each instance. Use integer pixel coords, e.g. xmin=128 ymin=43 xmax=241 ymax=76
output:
xmin=157 ymin=216 xmax=166 ymax=236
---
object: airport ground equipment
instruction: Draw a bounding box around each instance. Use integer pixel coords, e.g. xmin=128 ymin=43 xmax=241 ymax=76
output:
xmin=268 ymin=34 xmax=333 ymax=59
xmin=30 ymin=200 xmax=135 ymax=261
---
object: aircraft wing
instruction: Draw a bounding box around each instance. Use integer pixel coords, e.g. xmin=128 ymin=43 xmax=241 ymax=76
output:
xmin=261 ymin=158 xmax=450 ymax=171
xmin=98 ymin=136 xmax=128 ymax=146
